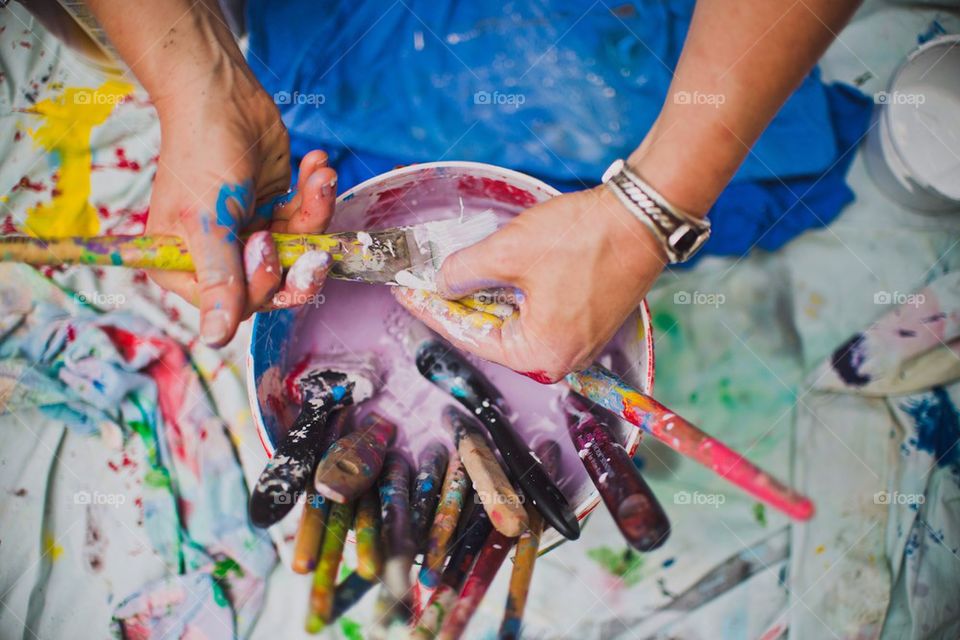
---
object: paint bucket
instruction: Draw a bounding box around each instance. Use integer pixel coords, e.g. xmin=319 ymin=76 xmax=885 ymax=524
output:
xmin=247 ymin=161 xmax=655 ymax=551
xmin=864 ymin=34 xmax=960 ymax=212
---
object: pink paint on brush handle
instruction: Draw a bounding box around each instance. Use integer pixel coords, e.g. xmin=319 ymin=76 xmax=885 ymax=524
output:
xmin=568 ymin=365 xmax=815 ymax=521
xmin=436 ymin=531 xmax=514 ymax=640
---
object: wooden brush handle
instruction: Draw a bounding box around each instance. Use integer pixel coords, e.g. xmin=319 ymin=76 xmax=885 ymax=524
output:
xmin=0 ymin=233 xmax=348 ymax=270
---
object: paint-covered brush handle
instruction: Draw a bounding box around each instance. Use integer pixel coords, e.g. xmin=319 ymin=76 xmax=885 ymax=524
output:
xmin=313 ymin=412 xmax=396 ymax=504
xmin=410 ymin=440 xmax=451 ymax=550
xmin=0 ymin=230 xmax=410 ymax=283
xmin=564 ymin=394 xmax=670 ymax=551
xmin=416 ymin=340 xmax=580 ymax=540
xmin=249 ymin=371 xmax=367 ymax=528
xmin=567 ymin=364 xmax=815 ymax=521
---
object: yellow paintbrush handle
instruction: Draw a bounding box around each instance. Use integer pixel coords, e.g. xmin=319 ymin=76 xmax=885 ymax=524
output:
xmin=0 ymin=232 xmax=359 ymax=271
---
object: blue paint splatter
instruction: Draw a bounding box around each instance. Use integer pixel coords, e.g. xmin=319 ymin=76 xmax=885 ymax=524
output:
xmin=662 ymin=557 xmax=675 ymax=568
xmin=331 ymin=385 xmax=347 ymax=402
xmin=900 ymin=387 xmax=960 ymax=476
xmin=215 ymin=180 xmax=254 ymax=242
xmin=254 ymin=189 xmax=295 ymax=220
xmin=918 ymin=20 xmax=946 ymax=44
xmin=110 ymin=252 xmax=123 ymax=266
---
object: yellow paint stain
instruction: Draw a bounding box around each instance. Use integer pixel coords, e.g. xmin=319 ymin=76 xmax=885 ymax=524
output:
xmin=25 ymin=80 xmax=134 ymax=238
xmin=43 ymin=532 xmax=64 ymax=561
xmin=815 ymin=544 xmax=825 ymax=555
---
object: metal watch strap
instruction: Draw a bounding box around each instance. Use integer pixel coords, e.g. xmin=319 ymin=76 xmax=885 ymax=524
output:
xmin=601 ymin=159 xmax=711 ymax=263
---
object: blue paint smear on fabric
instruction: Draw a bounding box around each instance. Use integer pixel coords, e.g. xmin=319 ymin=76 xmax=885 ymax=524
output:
xmin=901 ymin=387 xmax=960 ymax=475
xmin=246 ymin=0 xmax=872 ymax=261
xmin=331 ymin=385 xmax=347 ymax=402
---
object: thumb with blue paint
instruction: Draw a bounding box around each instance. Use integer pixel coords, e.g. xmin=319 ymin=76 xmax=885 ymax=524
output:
xmin=86 ymin=0 xmax=340 ymax=347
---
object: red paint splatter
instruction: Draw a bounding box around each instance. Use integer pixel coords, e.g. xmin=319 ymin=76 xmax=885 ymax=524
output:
xmin=132 ymin=271 xmax=149 ymax=285
xmin=66 ymin=325 xmax=77 ymax=342
xmin=19 ymin=41 xmax=31 ymax=49
xmin=456 ymin=176 xmax=538 ymax=209
xmin=2 ymin=216 xmax=18 ymax=234
xmin=14 ymin=176 xmax=45 ymax=192
xmin=114 ymin=148 xmax=142 ymax=171
xmin=519 ymin=370 xmax=553 ymax=384
xmin=13 ymin=130 xmax=22 ymax=142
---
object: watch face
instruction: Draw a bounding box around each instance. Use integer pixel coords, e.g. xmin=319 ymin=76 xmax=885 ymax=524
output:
xmin=669 ymin=225 xmax=709 ymax=261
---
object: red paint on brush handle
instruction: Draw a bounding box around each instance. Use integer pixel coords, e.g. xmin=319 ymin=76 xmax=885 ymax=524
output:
xmin=568 ymin=365 xmax=815 ymax=521
xmin=437 ymin=531 xmax=514 ymax=640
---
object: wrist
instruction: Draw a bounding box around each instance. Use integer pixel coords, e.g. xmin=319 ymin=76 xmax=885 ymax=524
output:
xmin=626 ymin=117 xmax=735 ymax=218
xmin=594 ymin=184 xmax=670 ymax=270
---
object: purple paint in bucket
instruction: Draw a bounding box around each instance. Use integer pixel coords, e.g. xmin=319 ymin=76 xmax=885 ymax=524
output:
xmin=246 ymin=161 xmax=655 ymax=551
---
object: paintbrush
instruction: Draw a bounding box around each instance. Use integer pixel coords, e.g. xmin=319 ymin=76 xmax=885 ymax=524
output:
xmin=411 ymin=504 xmax=493 ymax=639
xmin=354 ymin=488 xmax=383 ymax=580
xmin=313 ymin=412 xmax=397 ymax=504
xmin=411 ymin=332 xmax=579 ymax=540
xmin=373 ymin=451 xmax=417 ymax=635
xmin=498 ymin=439 xmax=560 ymax=640
xmin=443 ymin=406 xmax=529 ymax=537
xmin=292 ymin=409 xmax=352 ymax=574
xmin=249 ymin=356 xmax=380 ymax=528
xmin=564 ymin=394 xmax=670 ymax=551
xmin=568 ymin=364 xmax=815 ymax=521
xmin=306 ymin=500 xmax=355 ymax=633
xmin=419 ymin=452 xmax=471 ymax=589
xmin=410 ymin=441 xmax=450 ymax=552
xmin=437 ymin=529 xmax=516 ymax=640
xmin=0 ymin=211 xmax=497 ymax=287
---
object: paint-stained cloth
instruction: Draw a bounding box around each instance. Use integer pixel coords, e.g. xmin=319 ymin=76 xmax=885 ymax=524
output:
xmin=0 ymin=263 xmax=277 ymax=639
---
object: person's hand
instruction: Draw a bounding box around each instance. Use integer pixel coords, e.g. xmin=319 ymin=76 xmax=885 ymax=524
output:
xmin=393 ymin=185 xmax=668 ymax=382
xmin=146 ymin=70 xmax=338 ymax=346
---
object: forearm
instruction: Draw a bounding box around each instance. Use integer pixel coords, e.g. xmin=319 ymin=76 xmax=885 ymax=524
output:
xmin=83 ymin=0 xmax=254 ymax=111
xmin=628 ymin=0 xmax=861 ymax=216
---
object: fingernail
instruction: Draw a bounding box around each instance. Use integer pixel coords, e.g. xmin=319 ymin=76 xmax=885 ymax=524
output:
xmin=287 ymin=251 xmax=332 ymax=290
xmin=201 ymin=309 xmax=231 ymax=346
xmin=244 ymin=231 xmax=275 ymax=280
xmin=320 ymin=176 xmax=337 ymax=199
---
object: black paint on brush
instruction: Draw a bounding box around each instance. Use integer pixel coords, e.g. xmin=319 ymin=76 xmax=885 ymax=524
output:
xmin=249 ymin=369 xmax=369 ymax=528
xmin=410 ymin=441 xmax=450 ymax=552
xmin=415 ymin=340 xmax=580 ymax=540
xmin=438 ymin=501 xmax=494 ymax=591
xmin=564 ymin=394 xmax=670 ymax=551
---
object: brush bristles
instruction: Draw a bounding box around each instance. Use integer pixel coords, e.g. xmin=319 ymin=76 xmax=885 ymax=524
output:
xmin=417 ymin=210 xmax=499 ymax=268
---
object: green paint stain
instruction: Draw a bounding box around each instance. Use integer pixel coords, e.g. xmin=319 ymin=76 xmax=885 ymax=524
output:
xmin=211 ymin=581 xmax=229 ymax=607
xmin=753 ymin=503 xmax=767 ymax=527
xmin=587 ymin=546 xmax=645 ymax=587
xmin=110 ymin=251 xmax=123 ymax=265
xmin=339 ymin=564 xmax=353 ymax=581
xmin=144 ymin=468 xmax=171 ymax=489
xmin=213 ymin=557 xmax=244 ymax=580
xmin=339 ymin=617 xmax=364 ymax=640
xmin=651 ymin=310 xmax=680 ymax=338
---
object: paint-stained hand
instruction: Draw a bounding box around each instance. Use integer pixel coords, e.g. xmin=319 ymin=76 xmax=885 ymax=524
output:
xmin=145 ymin=77 xmax=338 ymax=346
xmin=394 ymin=186 xmax=667 ymax=382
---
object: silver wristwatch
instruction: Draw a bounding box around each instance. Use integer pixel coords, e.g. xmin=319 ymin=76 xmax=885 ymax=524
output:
xmin=601 ymin=159 xmax=711 ymax=263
